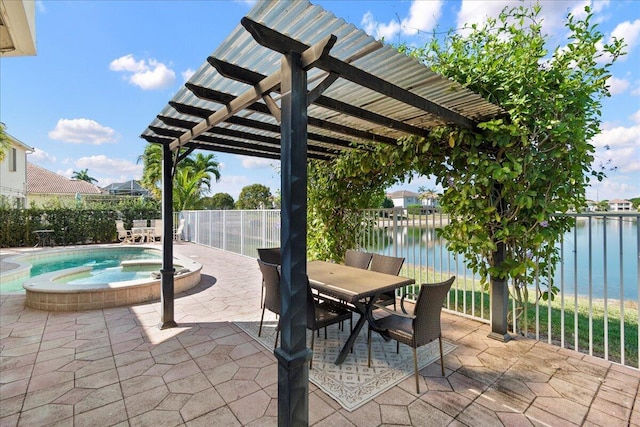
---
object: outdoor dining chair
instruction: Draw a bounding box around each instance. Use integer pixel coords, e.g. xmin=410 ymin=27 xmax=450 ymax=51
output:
xmin=257 ymin=247 xmax=281 ymax=308
xmin=344 ymin=249 xmax=373 ymax=270
xmin=257 ymin=260 xmax=281 ymax=350
xmin=369 ymin=254 xmax=405 ymax=309
xmin=306 ymin=279 xmax=352 ymax=369
xmin=367 ymin=276 xmax=455 ymax=393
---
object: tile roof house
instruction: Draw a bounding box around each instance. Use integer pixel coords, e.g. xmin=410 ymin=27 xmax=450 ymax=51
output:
xmin=27 ymin=162 xmax=104 ymax=206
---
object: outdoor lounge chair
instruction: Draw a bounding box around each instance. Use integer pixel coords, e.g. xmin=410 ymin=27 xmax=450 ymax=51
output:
xmin=370 ymin=254 xmax=405 ymax=309
xmin=173 ymin=218 xmax=185 ymax=241
xmin=152 ymin=219 xmax=163 ymax=241
xmin=368 ymin=276 xmax=455 ymax=393
xmin=257 ymin=260 xmax=281 ymax=350
xmin=115 ymin=220 xmax=133 ymax=243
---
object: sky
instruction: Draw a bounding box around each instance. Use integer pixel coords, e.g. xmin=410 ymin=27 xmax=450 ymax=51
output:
xmin=1 ymin=0 xmax=639 ymax=202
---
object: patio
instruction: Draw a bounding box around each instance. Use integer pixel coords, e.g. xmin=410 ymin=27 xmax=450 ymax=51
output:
xmin=1 ymin=243 xmax=639 ymax=426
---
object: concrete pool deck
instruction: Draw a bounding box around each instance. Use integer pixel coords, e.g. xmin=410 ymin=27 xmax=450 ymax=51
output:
xmin=1 ymin=242 xmax=640 ymax=426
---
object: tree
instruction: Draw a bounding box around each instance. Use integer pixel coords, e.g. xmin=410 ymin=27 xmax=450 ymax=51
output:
xmin=596 ymin=200 xmax=610 ymax=212
xmin=180 ymin=153 xmax=221 ymax=192
xmin=0 ymin=123 xmax=10 ymax=163
xmin=236 ymin=184 xmax=272 ymax=209
xmin=381 ymin=197 xmax=394 ymax=208
xmin=306 ymin=4 xmax=623 ymax=333
xmin=201 ymin=192 xmax=235 ymax=210
xmin=138 ymin=145 xmax=222 ymax=210
xmin=72 ymin=169 xmax=98 ymax=184
xmin=400 ymin=4 xmax=623 ymax=331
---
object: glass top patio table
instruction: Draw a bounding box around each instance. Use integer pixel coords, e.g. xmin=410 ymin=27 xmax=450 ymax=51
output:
xmin=307 ymin=260 xmax=415 ymax=365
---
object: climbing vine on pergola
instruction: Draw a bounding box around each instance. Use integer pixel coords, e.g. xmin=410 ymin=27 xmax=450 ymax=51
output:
xmin=307 ymin=5 xmax=624 ymax=334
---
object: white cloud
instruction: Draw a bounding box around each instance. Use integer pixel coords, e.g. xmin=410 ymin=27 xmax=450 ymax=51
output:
xmin=109 ymin=54 xmax=176 ymax=90
xmin=361 ymin=1 xmax=442 ymax=40
xmin=631 ymin=110 xmax=640 ymax=124
xmin=610 ymin=19 xmax=640 ymax=55
xmin=36 ymin=0 xmax=46 ymax=13
xmin=401 ymin=1 xmax=442 ymax=36
xmin=592 ymin=122 xmax=640 ymax=174
xmin=240 ymin=156 xmax=277 ymax=169
xmin=75 ymin=155 xmax=143 ymax=175
xmin=182 ymin=68 xmax=196 ymax=82
xmin=48 ymin=118 xmax=117 ymax=144
xmin=607 ymin=76 xmax=630 ymax=95
xmin=29 ymin=148 xmax=56 ymax=163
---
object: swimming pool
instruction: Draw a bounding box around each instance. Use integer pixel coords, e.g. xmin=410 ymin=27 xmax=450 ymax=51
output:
xmin=1 ymin=245 xmax=202 ymax=311
xmin=1 ymin=246 xmax=162 ymax=293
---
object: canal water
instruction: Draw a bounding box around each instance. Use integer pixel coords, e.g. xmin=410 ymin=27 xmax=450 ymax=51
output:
xmin=365 ymin=217 xmax=639 ymax=301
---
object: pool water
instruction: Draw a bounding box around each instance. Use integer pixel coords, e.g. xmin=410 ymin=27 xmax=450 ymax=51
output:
xmin=1 ymin=248 xmax=162 ymax=293
xmin=61 ymin=264 xmax=161 ymax=285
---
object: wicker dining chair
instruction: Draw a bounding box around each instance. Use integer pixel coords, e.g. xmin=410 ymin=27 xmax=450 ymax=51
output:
xmin=368 ymin=276 xmax=455 ymax=393
xmin=306 ymin=279 xmax=352 ymax=369
xmin=257 ymin=248 xmax=281 ymax=308
xmin=257 ymin=260 xmax=281 ymax=350
xmin=344 ymin=249 xmax=373 ymax=270
xmin=369 ymin=253 xmax=405 ymax=309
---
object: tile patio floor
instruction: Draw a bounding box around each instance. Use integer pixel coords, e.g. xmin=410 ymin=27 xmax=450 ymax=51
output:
xmin=1 ymin=243 xmax=639 ymax=426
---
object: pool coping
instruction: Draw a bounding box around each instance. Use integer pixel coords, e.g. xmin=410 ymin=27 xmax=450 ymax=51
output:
xmin=1 ymin=244 xmax=202 ymax=311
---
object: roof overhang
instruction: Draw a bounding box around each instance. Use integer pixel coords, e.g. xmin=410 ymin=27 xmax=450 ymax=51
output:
xmin=0 ymin=0 xmax=36 ymax=57
xmin=142 ymin=0 xmax=505 ymax=161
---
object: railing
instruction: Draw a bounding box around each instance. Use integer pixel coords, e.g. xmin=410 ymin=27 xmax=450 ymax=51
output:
xmin=181 ymin=210 xmax=280 ymax=258
xmin=181 ymin=208 xmax=639 ymax=367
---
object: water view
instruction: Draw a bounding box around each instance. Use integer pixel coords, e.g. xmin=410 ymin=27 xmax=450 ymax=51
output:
xmin=364 ymin=216 xmax=639 ymax=301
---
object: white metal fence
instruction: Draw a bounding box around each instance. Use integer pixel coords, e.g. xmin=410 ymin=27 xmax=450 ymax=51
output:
xmin=181 ymin=208 xmax=639 ymax=367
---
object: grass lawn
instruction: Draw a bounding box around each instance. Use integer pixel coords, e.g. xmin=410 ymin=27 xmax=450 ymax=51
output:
xmin=400 ymin=266 xmax=639 ymax=368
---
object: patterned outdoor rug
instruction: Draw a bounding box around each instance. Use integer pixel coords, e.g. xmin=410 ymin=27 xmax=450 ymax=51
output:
xmin=234 ymin=318 xmax=456 ymax=411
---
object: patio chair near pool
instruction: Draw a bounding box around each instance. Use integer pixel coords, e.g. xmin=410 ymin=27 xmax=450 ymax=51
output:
xmin=257 ymin=247 xmax=281 ymax=308
xmin=152 ymin=219 xmax=163 ymax=241
xmin=115 ymin=220 xmax=133 ymax=244
xmin=368 ymin=276 xmax=455 ymax=393
xmin=173 ymin=218 xmax=185 ymax=241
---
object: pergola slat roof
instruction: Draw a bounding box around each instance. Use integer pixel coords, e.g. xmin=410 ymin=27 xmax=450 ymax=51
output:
xmin=141 ymin=0 xmax=505 ymax=159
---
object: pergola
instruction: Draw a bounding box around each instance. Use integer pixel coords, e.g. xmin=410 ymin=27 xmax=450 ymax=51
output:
xmin=142 ymin=1 xmax=506 ymax=424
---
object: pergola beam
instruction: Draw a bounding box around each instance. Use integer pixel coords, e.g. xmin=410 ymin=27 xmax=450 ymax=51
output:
xmin=241 ymin=17 xmax=477 ymax=130
xmin=158 ymin=114 xmax=361 ymax=151
xmin=172 ymin=96 xmax=398 ymax=145
xmin=210 ymin=58 xmax=430 ymax=138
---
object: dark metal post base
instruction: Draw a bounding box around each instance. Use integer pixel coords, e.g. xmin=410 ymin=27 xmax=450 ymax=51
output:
xmin=275 ymin=347 xmax=312 ymax=427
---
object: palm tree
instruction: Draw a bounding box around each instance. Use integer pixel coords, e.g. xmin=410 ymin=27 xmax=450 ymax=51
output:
xmin=72 ymin=169 xmax=98 ymax=184
xmin=181 ymin=152 xmax=221 ymax=193
xmin=173 ymin=168 xmax=209 ymax=211
xmin=138 ymin=145 xmax=222 ymax=200
xmin=137 ymin=143 xmax=163 ymax=198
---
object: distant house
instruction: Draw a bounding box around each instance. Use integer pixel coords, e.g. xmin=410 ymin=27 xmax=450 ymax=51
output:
xmin=0 ymin=133 xmax=33 ymax=207
xmin=386 ymin=190 xmax=420 ymax=208
xmin=27 ymin=162 xmax=104 ymax=206
xmin=585 ymin=200 xmax=597 ymax=212
xmin=419 ymin=191 xmax=439 ymax=212
xmin=608 ymin=199 xmax=633 ymax=212
xmin=102 ymin=180 xmax=150 ymax=197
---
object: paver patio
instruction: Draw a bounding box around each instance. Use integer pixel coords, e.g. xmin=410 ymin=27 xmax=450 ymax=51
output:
xmin=1 ymin=243 xmax=639 ymax=426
